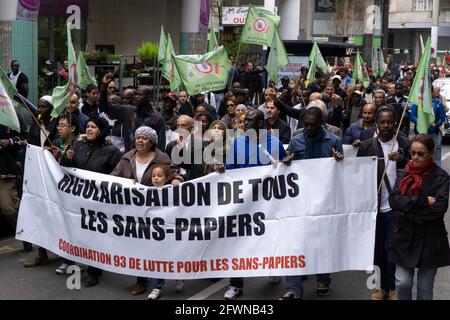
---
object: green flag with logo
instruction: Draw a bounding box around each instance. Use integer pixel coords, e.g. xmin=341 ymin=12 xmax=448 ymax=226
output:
xmin=241 ymin=5 xmax=281 ymax=47
xmin=267 ymin=29 xmax=289 ymax=83
xmin=51 ymin=23 xmax=78 ymax=118
xmin=77 ymin=52 xmax=97 ymax=90
xmin=352 ymin=51 xmax=371 ymax=88
xmin=409 ymin=37 xmax=434 ymax=134
xmin=173 ymin=46 xmax=231 ymax=96
xmin=162 ymin=34 xmax=181 ymax=93
xmin=158 ymin=26 xmax=167 ymax=64
xmin=208 ymin=27 xmax=220 ymax=53
xmin=0 ymin=76 xmax=20 ymax=133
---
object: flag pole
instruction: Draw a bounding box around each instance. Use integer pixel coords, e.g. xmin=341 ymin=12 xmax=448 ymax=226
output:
xmin=376 ymin=103 xmax=409 ymax=194
xmin=155 ymin=65 xmax=164 ymax=110
xmin=229 ymin=41 xmax=242 ymax=91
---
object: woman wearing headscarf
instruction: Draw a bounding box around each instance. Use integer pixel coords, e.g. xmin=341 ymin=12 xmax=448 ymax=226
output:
xmin=61 ymin=115 xmax=122 ymax=287
xmin=111 ymin=126 xmax=183 ymax=297
xmin=389 ymin=134 xmax=450 ymax=300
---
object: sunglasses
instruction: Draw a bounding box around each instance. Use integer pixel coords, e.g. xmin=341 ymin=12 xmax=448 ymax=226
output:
xmin=227 ymin=104 xmax=235 ymax=107
xmin=410 ymin=150 xmax=428 ymax=157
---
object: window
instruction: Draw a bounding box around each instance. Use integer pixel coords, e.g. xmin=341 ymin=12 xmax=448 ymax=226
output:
xmin=413 ymin=0 xmax=432 ymax=11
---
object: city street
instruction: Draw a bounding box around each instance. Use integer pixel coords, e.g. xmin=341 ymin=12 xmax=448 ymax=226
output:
xmin=1 ymin=146 xmax=450 ymax=301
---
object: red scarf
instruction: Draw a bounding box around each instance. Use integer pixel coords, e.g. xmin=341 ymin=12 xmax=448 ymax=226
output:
xmin=399 ymin=159 xmax=435 ymax=196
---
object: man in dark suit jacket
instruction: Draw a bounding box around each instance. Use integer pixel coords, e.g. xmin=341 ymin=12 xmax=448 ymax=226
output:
xmin=357 ymin=106 xmax=411 ymax=301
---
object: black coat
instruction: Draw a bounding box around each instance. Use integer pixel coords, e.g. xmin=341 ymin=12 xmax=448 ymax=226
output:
xmin=357 ymin=136 xmax=411 ymax=190
xmin=166 ymin=135 xmax=204 ymax=181
xmin=388 ymin=166 xmax=450 ymax=269
xmin=61 ymin=137 xmax=122 ymax=174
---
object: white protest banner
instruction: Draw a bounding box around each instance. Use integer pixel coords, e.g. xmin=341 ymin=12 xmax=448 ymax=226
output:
xmin=343 ymin=145 xmax=359 ymax=158
xmin=17 ymin=145 xmax=378 ymax=279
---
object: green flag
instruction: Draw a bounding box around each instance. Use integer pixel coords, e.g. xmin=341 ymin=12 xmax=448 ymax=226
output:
xmin=158 ymin=26 xmax=167 ymax=64
xmin=0 ymin=66 xmax=18 ymax=99
xmin=51 ymin=23 xmax=78 ymax=118
xmin=162 ymin=34 xmax=181 ymax=93
xmin=77 ymin=52 xmax=97 ymax=90
xmin=409 ymin=37 xmax=434 ymax=134
xmin=0 ymin=76 xmax=20 ymax=133
xmin=173 ymin=46 xmax=231 ymax=96
xmin=372 ymin=47 xmax=387 ymax=78
xmin=241 ymin=5 xmax=281 ymax=47
xmin=267 ymin=29 xmax=289 ymax=83
xmin=313 ymin=42 xmax=328 ymax=74
xmin=352 ymin=51 xmax=371 ymax=88
xmin=306 ymin=42 xmax=328 ymax=84
xmin=208 ymin=27 xmax=219 ymax=53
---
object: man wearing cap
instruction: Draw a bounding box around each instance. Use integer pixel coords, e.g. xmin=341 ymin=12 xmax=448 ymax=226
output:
xmin=331 ymin=75 xmax=348 ymax=101
xmin=162 ymin=93 xmax=179 ymax=132
xmin=28 ymin=96 xmax=59 ymax=147
xmin=278 ymin=76 xmax=290 ymax=93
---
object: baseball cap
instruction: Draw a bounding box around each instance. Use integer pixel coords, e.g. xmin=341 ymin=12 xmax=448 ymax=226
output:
xmin=164 ymin=92 xmax=177 ymax=101
xmin=332 ymin=75 xmax=342 ymax=82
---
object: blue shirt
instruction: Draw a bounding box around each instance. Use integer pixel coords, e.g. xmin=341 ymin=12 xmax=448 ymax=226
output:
xmin=410 ymin=97 xmax=446 ymax=134
xmin=225 ymin=132 xmax=286 ymax=169
xmin=288 ymin=128 xmax=343 ymax=160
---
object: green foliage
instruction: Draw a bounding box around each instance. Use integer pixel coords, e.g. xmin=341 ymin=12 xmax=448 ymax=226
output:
xmin=83 ymin=51 xmax=120 ymax=64
xmin=137 ymin=42 xmax=159 ymax=63
xmin=223 ymin=34 xmax=249 ymax=61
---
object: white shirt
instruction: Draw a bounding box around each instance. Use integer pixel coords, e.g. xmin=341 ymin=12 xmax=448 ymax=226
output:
xmin=379 ymin=137 xmax=398 ymax=213
xmin=135 ymin=161 xmax=150 ymax=184
xmin=9 ymin=71 xmax=21 ymax=86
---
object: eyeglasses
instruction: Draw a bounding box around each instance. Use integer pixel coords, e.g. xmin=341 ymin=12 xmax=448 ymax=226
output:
xmin=226 ymin=104 xmax=235 ymax=107
xmin=410 ymin=150 xmax=428 ymax=157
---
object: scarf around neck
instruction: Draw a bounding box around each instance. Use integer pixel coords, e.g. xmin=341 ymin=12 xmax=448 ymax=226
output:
xmin=399 ymin=159 xmax=435 ymax=196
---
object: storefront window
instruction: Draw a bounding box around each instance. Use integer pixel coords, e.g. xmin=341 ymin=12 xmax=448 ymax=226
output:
xmin=38 ymin=15 xmax=86 ymax=66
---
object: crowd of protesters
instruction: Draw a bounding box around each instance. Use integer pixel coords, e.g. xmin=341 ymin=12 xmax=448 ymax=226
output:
xmin=1 ymin=57 xmax=450 ymax=301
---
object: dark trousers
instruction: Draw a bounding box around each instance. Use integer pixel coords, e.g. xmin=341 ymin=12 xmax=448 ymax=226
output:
xmin=87 ymin=266 xmax=103 ymax=277
xmin=374 ymin=210 xmax=396 ymax=292
xmin=230 ymin=278 xmax=244 ymax=289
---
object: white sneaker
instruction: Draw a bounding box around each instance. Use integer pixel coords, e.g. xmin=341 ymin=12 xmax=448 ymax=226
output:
xmin=147 ymin=289 xmax=162 ymax=300
xmin=176 ymin=280 xmax=185 ymax=292
xmin=269 ymin=276 xmax=281 ymax=284
xmin=224 ymin=286 xmax=242 ymax=300
xmin=55 ymin=263 xmax=69 ymax=274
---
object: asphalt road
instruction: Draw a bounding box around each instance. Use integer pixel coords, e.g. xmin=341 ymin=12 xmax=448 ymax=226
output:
xmin=1 ymin=146 xmax=450 ymax=300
